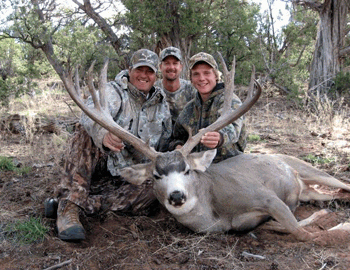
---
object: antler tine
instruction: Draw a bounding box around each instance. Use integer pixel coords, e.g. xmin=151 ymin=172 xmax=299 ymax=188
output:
xmin=98 ymin=59 xmax=109 ymax=109
xmin=249 ymin=65 xmax=256 ymax=98
xmin=62 ymin=61 xmax=159 ymax=162
xmin=87 ymin=61 xmax=102 ymax=112
xmin=74 ymin=65 xmax=82 ymax=98
xmin=179 ymin=63 xmax=262 ymax=157
xmin=217 ymin=52 xmax=235 ymax=114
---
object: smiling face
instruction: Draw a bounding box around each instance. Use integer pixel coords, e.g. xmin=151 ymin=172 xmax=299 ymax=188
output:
xmin=190 ymin=63 xmax=218 ymax=102
xmin=129 ymin=66 xmax=157 ymax=94
xmin=159 ymin=56 xmax=183 ymax=82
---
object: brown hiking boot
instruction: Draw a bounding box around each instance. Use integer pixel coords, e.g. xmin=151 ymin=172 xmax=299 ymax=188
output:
xmin=57 ymin=200 xmax=85 ymax=241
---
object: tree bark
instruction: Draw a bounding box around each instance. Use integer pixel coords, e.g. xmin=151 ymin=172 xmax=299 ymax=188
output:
xmin=294 ymin=0 xmax=350 ymax=97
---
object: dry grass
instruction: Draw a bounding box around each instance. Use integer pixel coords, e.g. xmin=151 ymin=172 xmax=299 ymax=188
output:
xmin=0 ymin=82 xmax=80 ymax=166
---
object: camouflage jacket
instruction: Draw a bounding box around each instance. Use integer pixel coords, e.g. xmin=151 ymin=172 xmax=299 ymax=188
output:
xmin=155 ymin=79 xmax=196 ymax=124
xmin=81 ymin=70 xmax=172 ymax=176
xmin=171 ymin=83 xmax=247 ymax=163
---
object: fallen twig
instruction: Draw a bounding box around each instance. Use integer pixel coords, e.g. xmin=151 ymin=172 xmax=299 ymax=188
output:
xmin=241 ymin=251 xmax=266 ymax=260
xmin=43 ymin=259 xmax=72 ymax=270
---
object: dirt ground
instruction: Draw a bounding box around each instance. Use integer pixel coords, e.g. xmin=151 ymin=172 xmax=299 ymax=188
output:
xmin=1 ymin=90 xmax=350 ymax=270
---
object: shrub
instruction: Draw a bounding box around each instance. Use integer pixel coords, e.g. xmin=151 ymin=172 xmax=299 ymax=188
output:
xmin=0 ymin=156 xmax=16 ymax=171
xmin=0 ymin=156 xmax=31 ymax=175
xmin=247 ymin=134 xmax=262 ymax=142
xmin=301 ymin=154 xmax=334 ymax=165
xmin=331 ymin=71 xmax=350 ymax=95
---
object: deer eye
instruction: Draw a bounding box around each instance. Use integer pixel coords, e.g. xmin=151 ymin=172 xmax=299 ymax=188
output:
xmin=184 ymin=170 xmax=190 ymax=176
xmin=153 ymin=174 xmax=161 ymax=180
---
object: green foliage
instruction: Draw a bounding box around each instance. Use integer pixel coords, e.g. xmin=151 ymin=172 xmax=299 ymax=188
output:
xmin=0 ymin=0 xmax=324 ymax=103
xmin=4 ymin=217 xmax=48 ymax=244
xmin=331 ymin=71 xmax=350 ymax=95
xmin=0 ymin=78 xmax=12 ymax=106
xmin=301 ymin=154 xmax=335 ymax=165
xmin=0 ymin=156 xmax=32 ymax=175
xmin=53 ymin=21 xmax=119 ymax=76
xmin=0 ymin=156 xmax=16 ymax=171
xmin=15 ymin=165 xmax=32 ymax=176
xmin=255 ymin=4 xmax=317 ymax=100
xmin=1 ymin=0 xmax=121 ymax=90
xmin=0 ymin=36 xmax=53 ymax=106
xmin=122 ymin=0 xmax=208 ymax=50
xmin=247 ymin=134 xmax=262 ymax=142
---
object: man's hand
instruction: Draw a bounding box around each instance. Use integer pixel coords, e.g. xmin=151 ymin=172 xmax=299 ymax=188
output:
xmin=200 ymin=131 xmax=221 ymax=149
xmin=103 ymin=132 xmax=124 ymax=152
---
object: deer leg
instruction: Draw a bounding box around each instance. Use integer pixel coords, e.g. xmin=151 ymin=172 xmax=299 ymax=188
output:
xmin=299 ymin=186 xmax=350 ymax=202
xmin=231 ymin=211 xmax=270 ymax=232
xmin=329 ymin=222 xmax=350 ymax=231
xmin=280 ymin=155 xmax=350 ymax=192
xmin=261 ymin=209 xmax=331 ymax=233
xmin=261 ymin=195 xmax=313 ymax=241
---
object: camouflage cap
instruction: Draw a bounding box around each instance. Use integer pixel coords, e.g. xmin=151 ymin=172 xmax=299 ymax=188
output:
xmin=159 ymin=47 xmax=182 ymax=62
xmin=188 ymin=52 xmax=218 ymax=71
xmin=130 ymin=49 xmax=158 ymax=73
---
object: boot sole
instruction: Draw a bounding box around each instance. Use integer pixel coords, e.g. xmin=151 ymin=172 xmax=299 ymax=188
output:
xmin=58 ymin=225 xmax=86 ymax=241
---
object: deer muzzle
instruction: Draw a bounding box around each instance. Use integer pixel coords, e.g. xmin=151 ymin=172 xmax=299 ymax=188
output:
xmin=169 ymin=190 xmax=186 ymax=207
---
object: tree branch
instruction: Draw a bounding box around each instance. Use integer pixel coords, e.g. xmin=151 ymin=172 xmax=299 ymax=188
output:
xmin=72 ymin=0 xmax=121 ymax=53
xmin=291 ymin=0 xmax=323 ymax=12
xmin=340 ymin=46 xmax=350 ymax=57
xmin=290 ymin=44 xmax=307 ymax=67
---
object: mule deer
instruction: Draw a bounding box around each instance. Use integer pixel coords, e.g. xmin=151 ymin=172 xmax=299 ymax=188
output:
xmin=60 ymin=56 xmax=350 ymax=242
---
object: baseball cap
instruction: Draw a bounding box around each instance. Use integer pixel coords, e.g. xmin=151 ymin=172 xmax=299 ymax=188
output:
xmin=130 ymin=49 xmax=158 ymax=73
xmin=188 ymin=52 xmax=218 ymax=71
xmin=159 ymin=47 xmax=182 ymax=62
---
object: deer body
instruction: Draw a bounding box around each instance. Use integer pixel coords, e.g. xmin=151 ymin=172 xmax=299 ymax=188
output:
xmin=150 ymin=152 xmax=300 ymax=233
xmin=133 ymin=151 xmax=350 ymax=240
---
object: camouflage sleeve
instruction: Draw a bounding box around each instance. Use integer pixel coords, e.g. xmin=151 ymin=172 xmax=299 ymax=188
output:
xmin=217 ymin=94 xmax=244 ymax=147
xmin=157 ymin=105 xmax=173 ymax=152
xmin=169 ymin=118 xmax=189 ymax=150
xmin=79 ymin=82 xmax=122 ymax=150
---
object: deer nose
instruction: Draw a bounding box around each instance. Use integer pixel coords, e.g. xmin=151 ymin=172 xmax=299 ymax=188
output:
xmin=169 ymin=190 xmax=186 ymax=206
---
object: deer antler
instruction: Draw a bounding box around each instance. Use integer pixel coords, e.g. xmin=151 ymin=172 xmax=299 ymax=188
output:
xmin=179 ymin=53 xmax=262 ymax=157
xmin=61 ymin=59 xmax=159 ymax=162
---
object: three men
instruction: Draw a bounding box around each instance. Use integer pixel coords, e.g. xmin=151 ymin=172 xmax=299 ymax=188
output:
xmin=50 ymin=48 xmax=246 ymax=242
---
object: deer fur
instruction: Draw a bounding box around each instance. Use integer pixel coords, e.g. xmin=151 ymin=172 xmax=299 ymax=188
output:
xmin=120 ymin=150 xmax=350 ymax=241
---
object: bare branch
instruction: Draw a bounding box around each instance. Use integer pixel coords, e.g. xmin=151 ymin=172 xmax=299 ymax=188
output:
xmin=340 ymin=46 xmax=350 ymax=57
xmin=72 ymin=0 xmax=121 ymax=52
xmin=290 ymin=44 xmax=307 ymax=67
xmin=291 ymin=0 xmax=323 ymax=12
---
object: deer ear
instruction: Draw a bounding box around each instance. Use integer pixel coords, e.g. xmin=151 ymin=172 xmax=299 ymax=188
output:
xmin=187 ymin=149 xmax=217 ymax=172
xmin=119 ymin=162 xmax=154 ymax=185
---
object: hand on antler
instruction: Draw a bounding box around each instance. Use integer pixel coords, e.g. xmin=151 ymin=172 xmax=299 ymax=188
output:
xmin=200 ymin=131 xmax=222 ymax=149
xmin=103 ymin=132 xmax=125 ymax=152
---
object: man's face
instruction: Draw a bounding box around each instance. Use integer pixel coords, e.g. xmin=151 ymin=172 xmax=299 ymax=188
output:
xmin=129 ymin=66 xmax=157 ymax=94
xmin=159 ymin=56 xmax=183 ymax=81
xmin=190 ymin=63 xmax=217 ymax=102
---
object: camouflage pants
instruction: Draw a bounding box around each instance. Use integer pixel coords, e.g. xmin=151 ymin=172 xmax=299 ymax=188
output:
xmin=55 ymin=124 xmax=157 ymax=215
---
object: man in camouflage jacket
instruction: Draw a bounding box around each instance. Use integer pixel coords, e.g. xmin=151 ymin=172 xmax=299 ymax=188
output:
xmin=171 ymin=52 xmax=246 ymax=163
xmin=155 ymin=47 xmax=196 ymax=125
xmin=53 ymin=49 xmax=172 ymax=241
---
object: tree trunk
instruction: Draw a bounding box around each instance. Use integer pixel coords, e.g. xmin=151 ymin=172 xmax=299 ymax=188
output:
xmin=306 ymin=0 xmax=349 ymax=97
